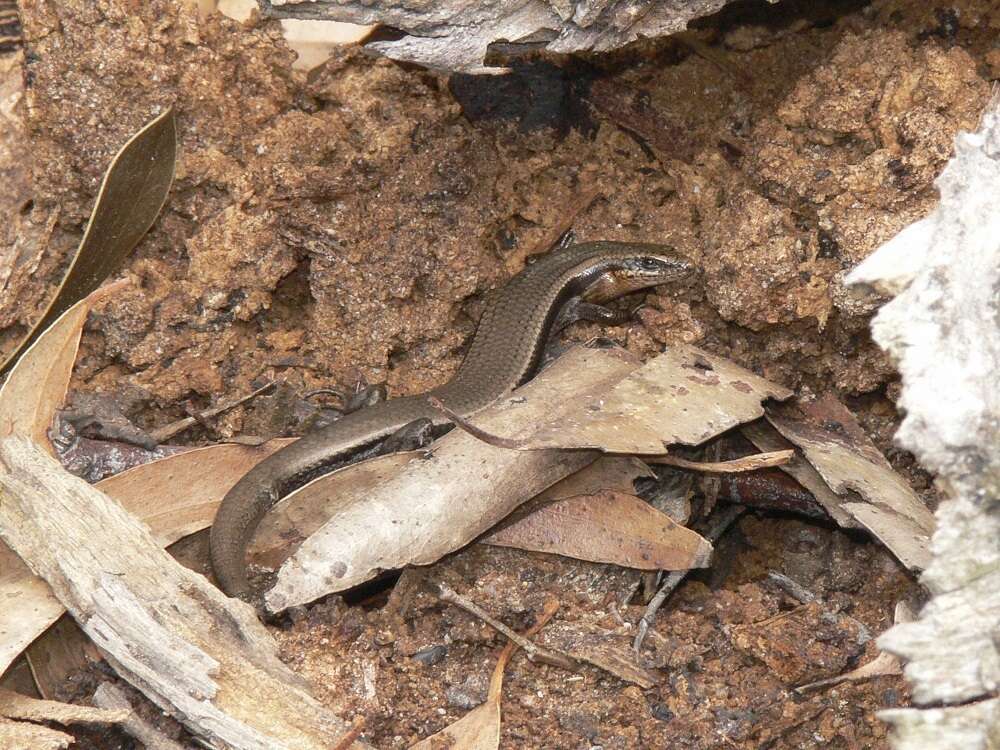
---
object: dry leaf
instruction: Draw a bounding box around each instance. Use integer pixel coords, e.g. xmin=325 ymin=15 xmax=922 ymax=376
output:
xmin=471 ymin=344 xmax=793 ymax=453
xmin=250 ymin=451 xmax=418 ymax=569
xmin=0 ymin=108 xmax=176 ymax=377
xmin=528 ymin=455 xmax=653 ymax=501
xmin=0 ymin=296 xmax=102 ymax=451
xmin=100 ymin=439 xmax=295 ymax=545
xmin=767 ymin=395 xmax=935 ymax=570
xmin=483 ymin=490 xmax=712 ymax=571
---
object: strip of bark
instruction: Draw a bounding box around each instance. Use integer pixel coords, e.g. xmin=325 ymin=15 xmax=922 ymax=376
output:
xmin=0 ymin=437 xmax=367 ymax=750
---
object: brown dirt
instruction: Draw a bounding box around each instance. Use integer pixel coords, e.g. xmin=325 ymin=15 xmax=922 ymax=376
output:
xmin=1 ymin=0 xmax=993 ymax=746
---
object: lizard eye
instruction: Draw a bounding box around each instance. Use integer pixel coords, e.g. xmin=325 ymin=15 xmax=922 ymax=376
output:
xmin=639 ymin=257 xmax=661 ymax=270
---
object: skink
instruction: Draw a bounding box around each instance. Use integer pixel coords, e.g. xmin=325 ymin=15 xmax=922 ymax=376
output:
xmin=210 ymin=241 xmax=694 ymax=599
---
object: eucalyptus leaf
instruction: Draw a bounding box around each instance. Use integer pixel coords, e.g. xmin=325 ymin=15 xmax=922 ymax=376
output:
xmin=0 ymin=107 xmax=177 ymax=376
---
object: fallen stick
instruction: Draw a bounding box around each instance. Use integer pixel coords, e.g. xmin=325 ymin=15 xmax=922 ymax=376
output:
xmin=0 ymin=437 xmax=367 ymax=750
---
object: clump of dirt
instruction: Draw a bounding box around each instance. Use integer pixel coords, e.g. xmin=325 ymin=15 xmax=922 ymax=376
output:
xmin=1 ymin=0 xmax=993 ymax=746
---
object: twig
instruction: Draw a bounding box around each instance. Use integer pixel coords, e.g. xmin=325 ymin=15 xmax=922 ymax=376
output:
xmin=633 ymin=504 xmax=745 ymax=652
xmin=330 ymin=716 xmax=366 ymax=750
xmin=766 ymin=571 xmax=817 ymax=603
xmin=148 ymin=381 xmax=276 ymax=443
xmin=646 ymin=449 xmax=794 ymax=473
xmin=437 ymin=584 xmax=577 ymax=671
xmin=427 ymin=396 xmax=522 ymax=449
xmin=488 ymin=598 xmax=561 ymax=700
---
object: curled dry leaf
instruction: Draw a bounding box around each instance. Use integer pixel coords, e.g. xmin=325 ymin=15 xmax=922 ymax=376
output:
xmin=483 ymin=490 xmax=712 ymax=571
xmin=265 ymin=345 xmax=637 ymax=612
xmin=767 ymin=395 xmax=935 ymax=570
xmin=0 ymin=107 xmax=176 ymax=377
xmin=249 ymin=451 xmax=418 ymax=569
xmin=0 ymin=295 xmax=109 ymax=451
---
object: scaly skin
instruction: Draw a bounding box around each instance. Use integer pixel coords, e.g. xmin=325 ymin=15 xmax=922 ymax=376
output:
xmin=209 ymin=241 xmax=694 ymax=599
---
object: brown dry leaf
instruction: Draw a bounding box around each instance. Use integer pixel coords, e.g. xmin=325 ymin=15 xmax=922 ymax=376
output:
xmin=0 ymin=295 xmax=104 ymax=451
xmin=24 ymin=616 xmax=100 ymax=700
xmin=533 ymin=455 xmax=653 ymax=500
xmin=410 ymin=600 xmax=559 ymax=750
xmin=483 ymin=490 xmax=712 ymax=571
xmin=0 ymin=108 xmax=176 ymax=377
xmin=266 ymin=345 xmax=638 ymax=611
xmin=100 ymin=439 xmax=295 ymax=545
xmin=461 ymin=344 xmax=793 ymax=453
xmin=767 ymin=395 xmax=935 ymax=570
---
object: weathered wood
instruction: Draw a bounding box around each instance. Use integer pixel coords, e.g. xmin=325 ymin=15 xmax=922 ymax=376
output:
xmin=0 ymin=716 xmax=73 ymax=750
xmin=0 ymin=686 xmax=127 ymax=725
xmin=261 ymin=0 xmax=736 ymax=73
xmin=848 ymin=94 xmax=1000 ymax=748
xmin=0 ymin=437 xmax=368 ymax=750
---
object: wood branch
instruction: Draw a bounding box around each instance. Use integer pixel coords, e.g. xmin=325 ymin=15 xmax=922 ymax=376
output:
xmin=847 ymin=94 xmax=1000 ymax=748
xmin=0 ymin=437 xmax=368 ymax=750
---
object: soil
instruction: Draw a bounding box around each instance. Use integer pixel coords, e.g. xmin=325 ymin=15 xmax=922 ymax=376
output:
xmin=1 ymin=0 xmax=993 ymax=747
